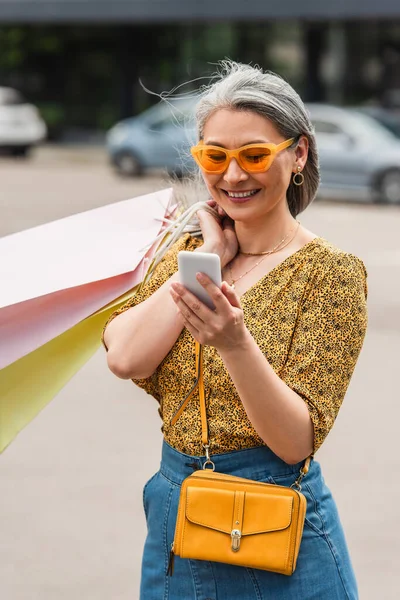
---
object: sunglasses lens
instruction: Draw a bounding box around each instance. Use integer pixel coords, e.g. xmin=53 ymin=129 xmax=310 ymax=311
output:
xmin=196 ymin=148 xmax=227 ymax=172
xmin=240 ymin=147 xmax=272 ymax=172
xmin=193 ymin=144 xmax=275 ymax=173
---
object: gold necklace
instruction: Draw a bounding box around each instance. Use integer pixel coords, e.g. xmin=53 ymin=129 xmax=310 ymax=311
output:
xmin=228 ymin=222 xmax=300 ymax=289
xmin=239 ymin=221 xmax=300 ymax=256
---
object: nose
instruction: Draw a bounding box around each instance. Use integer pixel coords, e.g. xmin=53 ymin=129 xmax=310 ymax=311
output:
xmin=223 ymin=158 xmax=249 ymax=185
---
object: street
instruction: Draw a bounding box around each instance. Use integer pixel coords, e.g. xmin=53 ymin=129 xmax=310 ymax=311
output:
xmin=0 ymin=146 xmax=399 ymax=599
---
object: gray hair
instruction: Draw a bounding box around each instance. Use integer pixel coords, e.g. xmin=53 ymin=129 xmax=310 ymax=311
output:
xmin=194 ymin=61 xmax=320 ymax=217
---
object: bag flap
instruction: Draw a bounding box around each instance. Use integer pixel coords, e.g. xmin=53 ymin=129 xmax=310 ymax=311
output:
xmin=186 ymin=486 xmax=293 ymax=535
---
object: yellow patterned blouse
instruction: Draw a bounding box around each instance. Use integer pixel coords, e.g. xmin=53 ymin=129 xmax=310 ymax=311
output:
xmin=103 ymin=233 xmax=368 ymax=456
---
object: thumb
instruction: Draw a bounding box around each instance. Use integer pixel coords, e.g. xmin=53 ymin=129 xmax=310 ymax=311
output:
xmin=222 ymin=281 xmax=241 ymax=309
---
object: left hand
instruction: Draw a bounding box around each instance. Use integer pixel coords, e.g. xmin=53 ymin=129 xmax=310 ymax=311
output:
xmin=169 ymin=273 xmax=247 ymax=350
xmin=196 ymin=207 xmax=238 ymax=269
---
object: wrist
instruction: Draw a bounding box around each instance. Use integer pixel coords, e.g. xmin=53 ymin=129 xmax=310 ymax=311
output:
xmin=194 ymin=243 xmax=217 ymax=254
xmin=217 ymin=328 xmax=254 ymax=358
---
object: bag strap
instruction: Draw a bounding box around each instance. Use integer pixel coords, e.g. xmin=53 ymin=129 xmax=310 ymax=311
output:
xmin=170 ymin=342 xmax=207 ymax=445
xmin=171 ymin=340 xmax=311 ymax=484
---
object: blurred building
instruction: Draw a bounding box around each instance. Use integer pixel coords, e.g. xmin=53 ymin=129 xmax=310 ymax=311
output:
xmin=1 ymin=0 xmax=400 ymax=135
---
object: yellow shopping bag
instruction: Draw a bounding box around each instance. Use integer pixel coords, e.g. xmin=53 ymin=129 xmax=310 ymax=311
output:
xmin=0 ymin=288 xmax=135 ymax=453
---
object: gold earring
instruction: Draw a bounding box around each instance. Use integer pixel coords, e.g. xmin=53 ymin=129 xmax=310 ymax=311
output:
xmin=292 ymin=166 xmax=304 ymax=186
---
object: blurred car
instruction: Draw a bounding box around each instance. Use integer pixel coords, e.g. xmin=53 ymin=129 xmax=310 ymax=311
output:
xmin=353 ymin=106 xmax=400 ymax=139
xmin=0 ymin=87 xmax=47 ymax=156
xmin=307 ymin=104 xmax=400 ymax=203
xmin=106 ymin=97 xmax=197 ymax=177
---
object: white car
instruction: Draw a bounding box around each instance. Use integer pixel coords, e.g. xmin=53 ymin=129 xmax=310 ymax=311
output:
xmin=307 ymin=103 xmax=400 ymax=204
xmin=0 ymin=87 xmax=47 ymax=156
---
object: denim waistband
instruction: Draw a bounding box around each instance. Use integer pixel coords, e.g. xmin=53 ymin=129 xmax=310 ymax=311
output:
xmin=159 ymin=440 xmax=308 ymax=487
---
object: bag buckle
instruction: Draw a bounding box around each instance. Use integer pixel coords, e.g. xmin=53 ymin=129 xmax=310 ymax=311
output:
xmin=231 ymin=529 xmax=242 ymax=552
xmin=290 ymin=461 xmax=310 ymax=491
xmin=202 ymin=444 xmax=215 ymax=471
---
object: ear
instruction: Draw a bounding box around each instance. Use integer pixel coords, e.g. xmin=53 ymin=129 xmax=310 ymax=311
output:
xmin=294 ymin=136 xmax=309 ymax=171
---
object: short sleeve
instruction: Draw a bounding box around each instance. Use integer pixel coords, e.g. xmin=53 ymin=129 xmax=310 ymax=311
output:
xmin=280 ymin=253 xmax=368 ymax=452
xmin=101 ymin=233 xmax=201 ymax=398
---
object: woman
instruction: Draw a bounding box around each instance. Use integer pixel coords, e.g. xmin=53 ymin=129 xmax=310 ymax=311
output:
xmin=102 ymin=62 xmax=367 ymax=599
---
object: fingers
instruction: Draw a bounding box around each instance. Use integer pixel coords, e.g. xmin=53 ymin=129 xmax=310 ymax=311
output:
xmin=198 ymin=207 xmax=221 ymax=223
xmin=170 ymin=283 xmax=211 ymax=329
xmin=181 ymin=320 xmax=200 ymax=342
xmin=221 ymin=281 xmax=241 ymax=309
xmin=197 ymin=208 xmax=218 ymax=227
xmin=170 ymin=278 xmax=243 ymax=346
xmin=204 ymin=200 xmax=228 ymax=218
xmin=195 ymin=273 xmax=239 ymax=315
xmin=170 ymin=284 xmax=205 ymax=343
xmin=197 ymin=206 xmax=233 ymax=238
xmin=217 ymin=206 xmax=227 ymax=217
xmin=196 ymin=210 xmax=223 ymax=244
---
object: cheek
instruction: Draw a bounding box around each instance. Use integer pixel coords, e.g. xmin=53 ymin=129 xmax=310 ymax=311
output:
xmin=203 ymin=173 xmax=218 ymax=186
xmin=261 ymin=162 xmax=292 ymax=191
xmin=276 ymin=157 xmax=295 ymax=187
xmin=202 ymin=173 xmax=222 ymax=194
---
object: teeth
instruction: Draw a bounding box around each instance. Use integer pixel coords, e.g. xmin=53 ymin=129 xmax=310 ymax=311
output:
xmin=227 ymin=190 xmax=258 ymax=198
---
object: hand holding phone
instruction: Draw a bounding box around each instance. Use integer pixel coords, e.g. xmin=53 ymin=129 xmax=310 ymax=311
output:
xmin=178 ymin=251 xmax=222 ymax=310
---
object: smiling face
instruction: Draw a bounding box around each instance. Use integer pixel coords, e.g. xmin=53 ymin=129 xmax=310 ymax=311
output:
xmin=201 ymin=108 xmax=307 ymax=223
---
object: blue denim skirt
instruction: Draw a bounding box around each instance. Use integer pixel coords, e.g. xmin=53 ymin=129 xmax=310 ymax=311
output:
xmin=140 ymin=441 xmax=358 ymax=599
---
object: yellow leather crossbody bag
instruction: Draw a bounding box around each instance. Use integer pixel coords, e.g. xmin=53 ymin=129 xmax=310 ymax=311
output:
xmin=168 ymin=341 xmax=310 ymax=577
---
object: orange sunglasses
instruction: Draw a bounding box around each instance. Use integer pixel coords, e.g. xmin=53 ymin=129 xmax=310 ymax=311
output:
xmin=190 ymin=138 xmax=295 ymax=174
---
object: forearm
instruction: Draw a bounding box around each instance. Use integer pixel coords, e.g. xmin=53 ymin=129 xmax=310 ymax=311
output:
xmin=104 ymin=272 xmax=185 ymax=379
xmin=217 ymin=330 xmax=314 ymax=464
xmin=104 ymin=239 xmax=227 ymax=380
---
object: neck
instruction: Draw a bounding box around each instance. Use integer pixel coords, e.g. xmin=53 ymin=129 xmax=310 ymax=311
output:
xmin=234 ymin=203 xmax=297 ymax=255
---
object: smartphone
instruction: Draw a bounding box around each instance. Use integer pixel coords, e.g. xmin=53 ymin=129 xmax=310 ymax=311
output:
xmin=178 ymin=251 xmax=222 ymax=310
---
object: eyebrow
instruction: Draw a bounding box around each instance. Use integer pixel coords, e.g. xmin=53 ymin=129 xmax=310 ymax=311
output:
xmin=204 ymin=140 xmax=269 ymax=147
